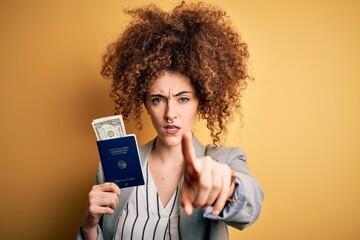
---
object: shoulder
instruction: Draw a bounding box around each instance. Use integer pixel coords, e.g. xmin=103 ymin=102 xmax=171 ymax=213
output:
xmin=206 ymin=145 xmax=247 ymax=163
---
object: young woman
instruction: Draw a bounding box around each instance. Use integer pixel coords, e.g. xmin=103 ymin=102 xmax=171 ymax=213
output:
xmin=78 ymin=2 xmax=263 ymax=240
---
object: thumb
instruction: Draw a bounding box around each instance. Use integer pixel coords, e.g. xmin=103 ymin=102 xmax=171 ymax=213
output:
xmin=182 ymin=132 xmax=199 ymax=175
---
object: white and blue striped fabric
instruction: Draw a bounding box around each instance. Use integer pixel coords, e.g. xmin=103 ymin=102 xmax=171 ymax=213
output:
xmin=115 ymin=161 xmax=182 ymax=240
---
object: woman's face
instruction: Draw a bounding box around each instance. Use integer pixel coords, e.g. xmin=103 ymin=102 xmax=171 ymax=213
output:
xmin=145 ymin=71 xmax=199 ymax=148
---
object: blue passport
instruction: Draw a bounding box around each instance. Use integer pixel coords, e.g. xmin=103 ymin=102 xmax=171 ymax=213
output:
xmin=96 ymin=134 xmax=144 ymax=188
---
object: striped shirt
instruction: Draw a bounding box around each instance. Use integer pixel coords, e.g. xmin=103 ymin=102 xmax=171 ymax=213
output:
xmin=114 ymin=161 xmax=182 ymax=240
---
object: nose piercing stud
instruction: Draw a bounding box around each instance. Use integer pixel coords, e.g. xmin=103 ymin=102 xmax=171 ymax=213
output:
xmin=167 ymin=118 xmax=174 ymax=124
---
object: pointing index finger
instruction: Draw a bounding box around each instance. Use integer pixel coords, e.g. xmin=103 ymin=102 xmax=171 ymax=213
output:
xmin=182 ymin=132 xmax=199 ymax=174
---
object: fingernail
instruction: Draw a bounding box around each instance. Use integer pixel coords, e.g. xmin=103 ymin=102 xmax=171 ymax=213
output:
xmin=213 ymin=210 xmax=219 ymax=216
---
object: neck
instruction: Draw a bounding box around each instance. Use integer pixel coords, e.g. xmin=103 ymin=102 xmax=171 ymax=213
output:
xmin=150 ymin=138 xmax=184 ymax=165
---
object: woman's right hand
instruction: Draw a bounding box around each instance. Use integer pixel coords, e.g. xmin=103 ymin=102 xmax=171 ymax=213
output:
xmin=81 ymin=182 xmax=121 ymax=239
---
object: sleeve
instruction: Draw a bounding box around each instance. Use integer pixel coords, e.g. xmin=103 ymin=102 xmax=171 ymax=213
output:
xmin=203 ymin=147 xmax=264 ymax=230
xmin=76 ymin=225 xmax=105 ymax=240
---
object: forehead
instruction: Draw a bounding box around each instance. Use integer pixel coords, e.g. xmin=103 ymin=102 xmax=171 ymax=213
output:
xmin=148 ymin=71 xmax=194 ymax=92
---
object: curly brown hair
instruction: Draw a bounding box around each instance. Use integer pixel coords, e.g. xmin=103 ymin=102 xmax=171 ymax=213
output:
xmin=101 ymin=1 xmax=251 ymax=145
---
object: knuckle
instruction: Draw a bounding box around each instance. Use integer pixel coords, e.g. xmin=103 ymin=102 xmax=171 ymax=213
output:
xmin=199 ymin=181 xmax=211 ymax=191
xmin=110 ymin=197 xmax=118 ymax=206
xmin=88 ymin=190 xmax=96 ymax=198
xmin=112 ymin=192 xmax=118 ymax=199
xmin=218 ymin=163 xmax=228 ymax=171
xmin=212 ymin=182 xmax=221 ymax=191
xmin=88 ymin=205 xmax=97 ymax=214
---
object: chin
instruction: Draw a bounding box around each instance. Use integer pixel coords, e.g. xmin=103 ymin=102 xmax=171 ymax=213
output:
xmin=158 ymin=134 xmax=182 ymax=147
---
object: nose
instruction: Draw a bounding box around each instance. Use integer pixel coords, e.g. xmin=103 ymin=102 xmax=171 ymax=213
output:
xmin=165 ymin=99 xmax=177 ymax=122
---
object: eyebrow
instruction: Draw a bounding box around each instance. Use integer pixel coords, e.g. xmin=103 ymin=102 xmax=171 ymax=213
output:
xmin=149 ymin=91 xmax=193 ymax=98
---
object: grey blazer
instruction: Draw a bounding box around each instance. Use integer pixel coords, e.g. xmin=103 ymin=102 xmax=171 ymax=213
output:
xmin=79 ymin=137 xmax=263 ymax=240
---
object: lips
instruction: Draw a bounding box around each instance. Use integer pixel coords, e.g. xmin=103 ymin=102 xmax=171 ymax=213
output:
xmin=164 ymin=124 xmax=180 ymax=135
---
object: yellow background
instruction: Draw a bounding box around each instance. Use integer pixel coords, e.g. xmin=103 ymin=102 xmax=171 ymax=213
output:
xmin=1 ymin=0 xmax=359 ymax=239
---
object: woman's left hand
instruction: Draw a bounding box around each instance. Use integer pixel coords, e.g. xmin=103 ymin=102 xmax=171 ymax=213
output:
xmin=181 ymin=132 xmax=236 ymax=216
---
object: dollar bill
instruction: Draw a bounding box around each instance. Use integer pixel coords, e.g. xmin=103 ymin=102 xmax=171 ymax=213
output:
xmin=91 ymin=115 xmax=126 ymax=140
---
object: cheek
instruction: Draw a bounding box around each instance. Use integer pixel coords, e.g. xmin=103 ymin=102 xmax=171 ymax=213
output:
xmin=148 ymin=108 xmax=163 ymax=125
xmin=148 ymin=114 xmax=161 ymax=132
xmin=192 ymin=103 xmax=199 ymax=117
xmin=186 ymin=106 xmax=198 ymax=125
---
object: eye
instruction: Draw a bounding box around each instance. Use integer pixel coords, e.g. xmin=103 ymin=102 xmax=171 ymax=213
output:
xmin=179 ymin=97 xmax=190 ymax=103
xmin=151 ymin=97 xmax=165 ymax=105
